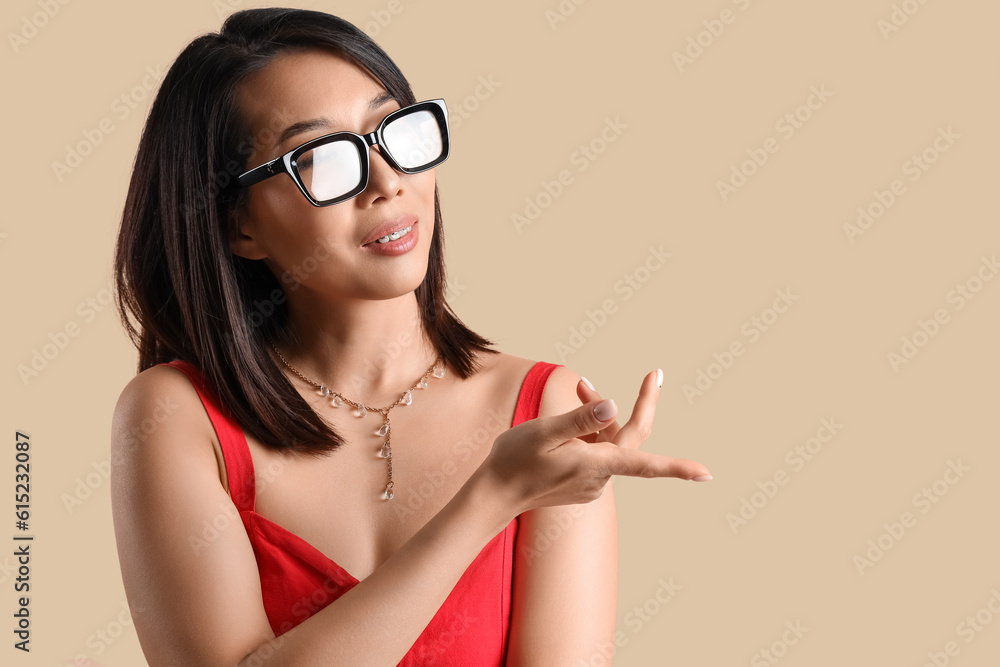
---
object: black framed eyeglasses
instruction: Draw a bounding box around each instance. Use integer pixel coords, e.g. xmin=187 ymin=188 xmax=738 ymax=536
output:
xmin=237 ymin=98 xmax=450 ymax=207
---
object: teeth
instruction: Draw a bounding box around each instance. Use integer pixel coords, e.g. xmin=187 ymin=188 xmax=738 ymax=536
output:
xmin=375 ymin=225 xmax=412 ymax=243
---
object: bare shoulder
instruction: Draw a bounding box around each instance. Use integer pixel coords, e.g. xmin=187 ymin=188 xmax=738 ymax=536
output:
xmin=537 ymin=363 xmax=586 ymax=418
xmin=110 ymin=363 xmax=225 ymax=494
xmin=467 ymin=349 xmax=534 ymax=389
xmin=111 ymin=363 xmax=214 ymax=464
xmin=471 ymin=350 xmax=588 ymax=418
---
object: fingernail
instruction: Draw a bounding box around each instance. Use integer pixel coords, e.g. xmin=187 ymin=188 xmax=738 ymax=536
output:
xmin=594 ymin=399 xmax=616 ymax=421
xmin=655 ymin=368 xmax=663 ymax=388
xmin=692 ymin=474 xmax=713 ymax=482
xmin=581 ymin=376 xmax=595 ymax=391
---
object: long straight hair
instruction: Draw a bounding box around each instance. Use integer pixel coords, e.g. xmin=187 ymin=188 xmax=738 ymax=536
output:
xmin=113 ymin=7 xmax=498 ymax=456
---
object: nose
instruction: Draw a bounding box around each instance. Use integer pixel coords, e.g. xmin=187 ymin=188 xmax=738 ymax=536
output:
xmin=357 ymin=134 xmax=402 ymax=205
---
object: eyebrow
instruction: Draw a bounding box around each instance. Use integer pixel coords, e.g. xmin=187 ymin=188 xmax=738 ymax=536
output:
xmin=275 ymin=90 xmax=397 ymax=148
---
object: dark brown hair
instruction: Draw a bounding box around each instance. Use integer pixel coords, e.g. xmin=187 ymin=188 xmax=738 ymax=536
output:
xmin=113 ymin=7 xmax=497 ymax=456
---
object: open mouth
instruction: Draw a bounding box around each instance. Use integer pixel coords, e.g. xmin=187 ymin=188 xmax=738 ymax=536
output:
xmin=370 ymin=225 xmax=413 ymax=244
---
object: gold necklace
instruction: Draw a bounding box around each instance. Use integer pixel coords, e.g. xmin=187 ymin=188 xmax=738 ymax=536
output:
xmin=270 ymin=343 xmax=444 ymax=500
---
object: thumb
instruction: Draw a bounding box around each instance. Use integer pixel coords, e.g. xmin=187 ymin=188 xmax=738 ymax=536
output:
xmin=533 ymin=398 xmax=618 ymax=446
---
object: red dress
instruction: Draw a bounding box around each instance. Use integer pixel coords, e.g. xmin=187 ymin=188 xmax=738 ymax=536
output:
xmin=159 ymin=359 xmax=562 ymax=665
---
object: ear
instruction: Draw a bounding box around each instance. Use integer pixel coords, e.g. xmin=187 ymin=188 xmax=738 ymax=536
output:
xmin=228 ymin=207 xmax=268 ymax=260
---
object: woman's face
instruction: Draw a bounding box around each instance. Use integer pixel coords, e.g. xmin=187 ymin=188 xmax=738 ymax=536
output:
xmin=230 ymin=48 xmax=437 ymax=302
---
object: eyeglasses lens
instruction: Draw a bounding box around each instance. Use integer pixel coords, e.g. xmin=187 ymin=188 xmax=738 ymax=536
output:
xmin=297 ymin=140 xmax=363 ymax=202
xmin=295 ymin=108 xmax=444 ymax=204
xmin=383 ymin=110 xmax=443 ymax=169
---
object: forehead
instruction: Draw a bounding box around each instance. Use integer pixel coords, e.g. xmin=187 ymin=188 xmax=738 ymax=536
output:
xmin=237 ymin=48 xmax=390 ymax=144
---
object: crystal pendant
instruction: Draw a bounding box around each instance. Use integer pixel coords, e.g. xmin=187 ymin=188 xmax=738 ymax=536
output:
xmin=319 ymin=383 xmax=329 ymax=397
xmin=432 ymin=365 xmax=445 ymax=379
xmin=331 ymin=395 xmax=342 ymax=408
xmin=417 ymin=378 xmax=428 ymax=389
xmin=380 ymin=441 xmax=391 ymax=458
xmin=384 ymin=485 xmax=394 ymax=500
xmin=355 ymin=404 xmax=367 ymax=418
xmin=377 ymin=422 xmax=389 ymax=437
xmin=402 ymin=389 xmax=412 ymax=406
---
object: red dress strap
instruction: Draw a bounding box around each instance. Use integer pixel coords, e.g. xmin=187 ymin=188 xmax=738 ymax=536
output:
xmin=158 ymin=360 xmax=256 ymax=512
xmin=512 ymin=361 xmax=562 ymax=425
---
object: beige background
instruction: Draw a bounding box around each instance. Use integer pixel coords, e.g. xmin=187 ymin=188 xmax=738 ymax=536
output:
xmin=2 ymin=0 xmax=998 ymax=664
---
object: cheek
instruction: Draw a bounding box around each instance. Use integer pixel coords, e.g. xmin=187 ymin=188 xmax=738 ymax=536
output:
xmin=249 ymin=188 xmax=350 ymax=264
xmin=249 ymin=182 xmax=304 ymax=237
xmin=415 ymin=173 xmax=437 ymax=243
xmin=412 ymin=171 xmax=437 ymax=213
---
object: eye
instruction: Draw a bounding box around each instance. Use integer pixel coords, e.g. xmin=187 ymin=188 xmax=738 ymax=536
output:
xmin=295 ymin=154 xmax=313 ymax=171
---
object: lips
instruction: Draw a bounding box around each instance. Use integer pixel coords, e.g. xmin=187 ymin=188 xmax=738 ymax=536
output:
xmin=362 ymin=215 xmax=419 ymax=246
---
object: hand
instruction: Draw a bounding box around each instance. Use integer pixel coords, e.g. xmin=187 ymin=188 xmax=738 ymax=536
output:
xmin=477 ymin=369 xmax=713 ymax=516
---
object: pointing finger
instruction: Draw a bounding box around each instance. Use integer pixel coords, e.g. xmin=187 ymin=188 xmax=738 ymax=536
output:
xmin=592 ymin=443 xmax=712 ymax=481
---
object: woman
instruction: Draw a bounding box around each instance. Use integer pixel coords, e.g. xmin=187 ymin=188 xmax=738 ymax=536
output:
xmin=109 ymin=7 xmax=712 ymax=666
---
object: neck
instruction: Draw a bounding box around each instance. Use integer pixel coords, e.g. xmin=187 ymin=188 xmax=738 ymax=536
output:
xmin=271 ymin=288 xmax=439 ymax=406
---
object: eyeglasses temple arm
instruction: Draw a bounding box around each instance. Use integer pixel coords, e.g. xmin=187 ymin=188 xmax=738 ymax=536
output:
xmin=237 ymin=157 xmax=282 ymax=188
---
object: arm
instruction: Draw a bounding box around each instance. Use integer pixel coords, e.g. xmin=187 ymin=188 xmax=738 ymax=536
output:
xmin=110 ymin=365 xmax=516 ymax=667
xmin=506 ymin=367 xmax=619 ymax=666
